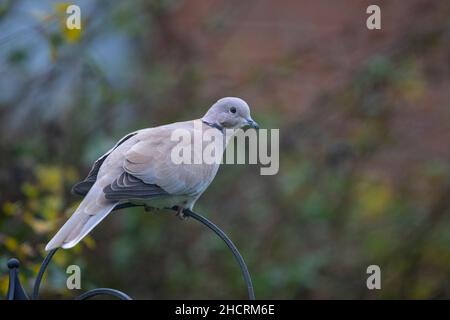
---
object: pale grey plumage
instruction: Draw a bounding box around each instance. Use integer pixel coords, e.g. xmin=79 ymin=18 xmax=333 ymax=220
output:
xmin=45 ymin=97 xmax=258 ymax=251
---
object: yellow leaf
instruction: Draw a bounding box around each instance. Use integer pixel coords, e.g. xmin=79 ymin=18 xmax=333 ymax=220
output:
xmin=62 ymin=24 xmax=83 ymax=43
xmin=22 ymin=182 xmax=39 ymax=199
xmin=2 ymin=201 xmax=18 ymax=216
xmin=5 ymin=237 xmax=18 ymax=251
xmin=41 ymin=196 xmax=62 ymax=220
xmin=36 ymin=165 xmax=63 ymax=193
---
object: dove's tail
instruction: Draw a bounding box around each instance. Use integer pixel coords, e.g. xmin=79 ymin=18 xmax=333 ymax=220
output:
xmin=45 ymin=184 xmax=118 ymax=251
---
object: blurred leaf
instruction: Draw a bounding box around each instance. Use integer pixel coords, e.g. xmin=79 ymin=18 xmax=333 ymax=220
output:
xmin=36 ymin=166 xmax=63 ymax=193
xmin=2 ymin=201 xmax=19 ymax=216
xmin=5 ymin=237 xmax=18 ymax=251
xmin=353 ymin=177 xmax=393 ymax=219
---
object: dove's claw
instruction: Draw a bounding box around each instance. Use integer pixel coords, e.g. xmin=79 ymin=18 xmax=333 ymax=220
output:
xmin=175 ymin=206 xmax=187 ymax=220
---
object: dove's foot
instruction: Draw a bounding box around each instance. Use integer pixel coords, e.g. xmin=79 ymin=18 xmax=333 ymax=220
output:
xmin=175 ymin=206 xmax=188 ymax=220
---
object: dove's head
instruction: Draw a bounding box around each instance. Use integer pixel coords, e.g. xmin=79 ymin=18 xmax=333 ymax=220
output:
xmin=202 ymin=97 xmax=259 ymax=130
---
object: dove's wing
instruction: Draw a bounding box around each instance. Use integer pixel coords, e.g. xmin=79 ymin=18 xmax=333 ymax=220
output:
xmin=101 ymin=120 xmax=220 ymax=204
xmin=103 ymin=171 xmax=169 ymax=201
xmin=72 ymin=131 xmax=138 ymax=196
xmin=124 ymin=120 xmax=219 ymax=196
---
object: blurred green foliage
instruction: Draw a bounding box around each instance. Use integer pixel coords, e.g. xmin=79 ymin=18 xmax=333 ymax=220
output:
xmin=1 ymin=0 xmax=450 ymax=299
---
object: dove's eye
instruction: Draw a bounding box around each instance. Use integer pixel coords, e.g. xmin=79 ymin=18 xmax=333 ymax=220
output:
xmin=229 ymin=106 xmax=236 ymax=114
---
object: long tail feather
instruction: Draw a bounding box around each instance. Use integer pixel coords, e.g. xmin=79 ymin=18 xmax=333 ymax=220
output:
xmin=45 ymin=185 xmax=117 ymax=251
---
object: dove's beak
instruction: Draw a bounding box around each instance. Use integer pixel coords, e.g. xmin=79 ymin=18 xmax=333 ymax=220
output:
xmin=246 ymin=119 xmax=260 ymax=129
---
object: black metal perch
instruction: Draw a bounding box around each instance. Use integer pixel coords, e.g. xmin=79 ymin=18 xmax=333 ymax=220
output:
xmin=6 ymin=205 xmax=255 ymax=300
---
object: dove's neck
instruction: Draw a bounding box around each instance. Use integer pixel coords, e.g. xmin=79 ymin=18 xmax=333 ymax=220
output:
xmin=202 ymin=119 xmax=224 ymax=133
xmin=197 ymin=120 xmax=236 ymax=160
xmin=200 ymin=119 xmax=238 ymax=145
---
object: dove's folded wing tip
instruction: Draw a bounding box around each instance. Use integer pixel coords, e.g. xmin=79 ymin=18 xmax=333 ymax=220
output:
xmin=45 ymin=242 xmax=58 ymax=251
xmin=61 ymin=241 xmax=77 ymax=249
xmin=45 ymin=241 xmax=77 ymax=251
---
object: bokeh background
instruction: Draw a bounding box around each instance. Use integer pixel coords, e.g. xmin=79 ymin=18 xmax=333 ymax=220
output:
xmin=1 ymin=0 xmax=450 ymax=299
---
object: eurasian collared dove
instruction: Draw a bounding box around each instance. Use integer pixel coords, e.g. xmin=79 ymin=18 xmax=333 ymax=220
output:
xmin=45 ymin=97 xmax=259 ymax=251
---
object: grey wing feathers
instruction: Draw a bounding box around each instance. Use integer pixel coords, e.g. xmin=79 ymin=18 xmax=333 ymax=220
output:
xmin=71 ymin=155 xmax=105 ymax=195
xmin=72 ymin=131 xmax=138 ymax=196
xmin=103 ymin=172 xmax=169 ymax=201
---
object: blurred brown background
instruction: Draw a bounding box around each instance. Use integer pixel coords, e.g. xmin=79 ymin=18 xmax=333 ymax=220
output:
xmin=0 ymin=0 xmax=450 ymax=299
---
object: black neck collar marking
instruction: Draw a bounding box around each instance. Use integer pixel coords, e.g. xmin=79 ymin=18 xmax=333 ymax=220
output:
xmin=202 ymin=120 xmax=224 ymax=133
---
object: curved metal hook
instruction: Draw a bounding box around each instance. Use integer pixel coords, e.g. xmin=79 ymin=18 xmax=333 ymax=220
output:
xmin=32 ymin=248 xmax=58 ymax=300
xmin=75 ymin=288 xmax=132 ymax=300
